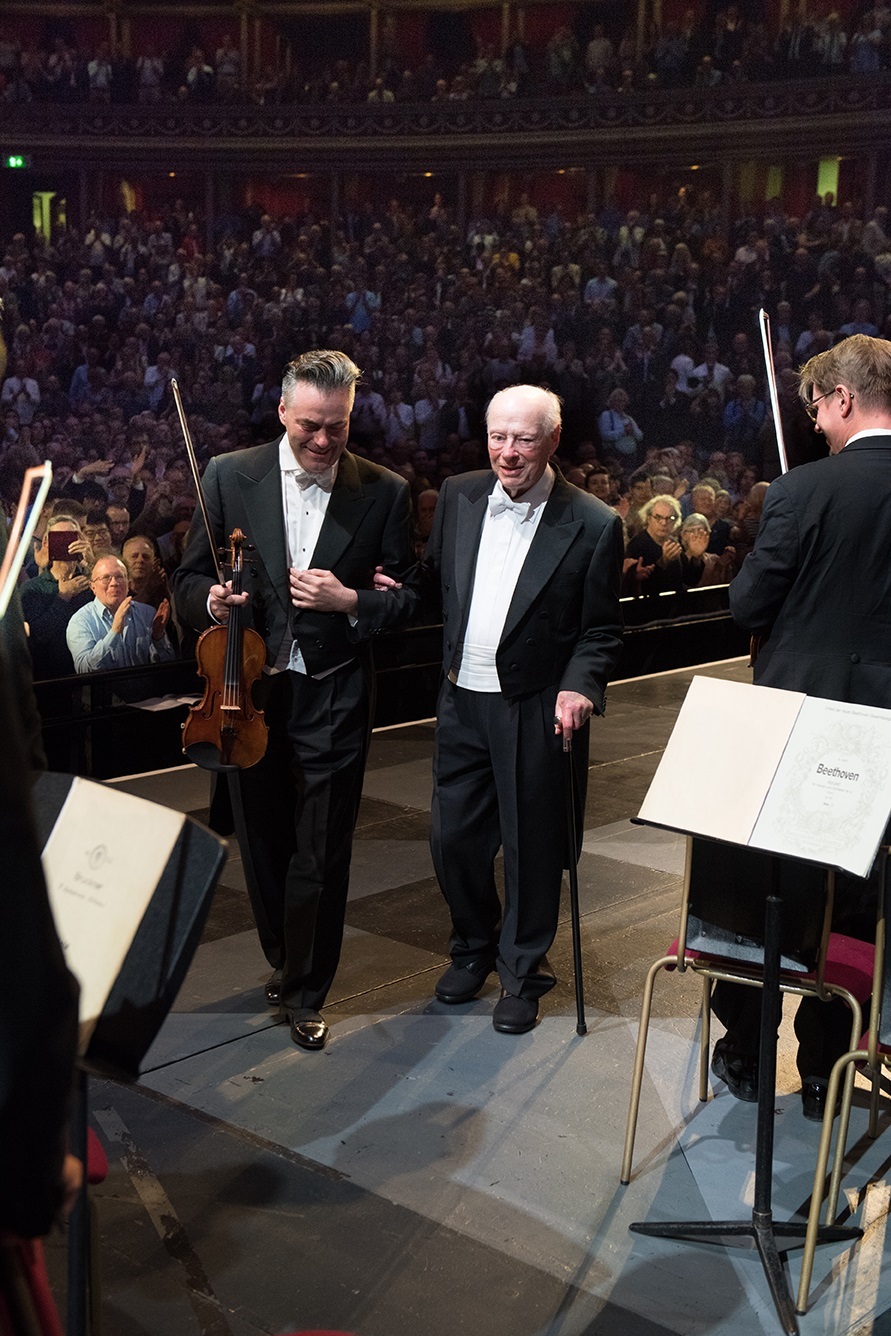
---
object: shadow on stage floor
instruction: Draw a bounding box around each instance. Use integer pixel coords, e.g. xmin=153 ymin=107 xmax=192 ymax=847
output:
xmin=50 ymin=657 xmax=891 ymax=1336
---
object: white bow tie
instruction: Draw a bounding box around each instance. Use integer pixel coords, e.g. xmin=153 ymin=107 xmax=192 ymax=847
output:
xmin=488 ymin=491 xmax=532 ymax=521
xmin=287 ymin=466 xmax=335 ymax=492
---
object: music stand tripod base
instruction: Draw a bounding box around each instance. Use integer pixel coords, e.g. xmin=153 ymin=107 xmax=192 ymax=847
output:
xmin=628 ymin=890 xmax=862 ymax=1336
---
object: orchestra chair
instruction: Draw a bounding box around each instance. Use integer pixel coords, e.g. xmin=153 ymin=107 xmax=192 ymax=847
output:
xmin=620 ymin=837 xmax=874 ymax=1186
xmin=797 ymin=848 xmax=890 ymax=1315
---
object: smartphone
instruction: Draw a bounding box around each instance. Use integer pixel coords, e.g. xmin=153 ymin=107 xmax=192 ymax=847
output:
xmin=47 ymin=530 xmax=76 ymax=562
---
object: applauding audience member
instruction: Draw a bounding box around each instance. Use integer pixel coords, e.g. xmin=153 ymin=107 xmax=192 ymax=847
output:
xmin=66 ymin=554 xmax=173 ymax=673
xmin=21 ymin=517 xmax=94 ymax=678
xmin=623 ymin=494 xmax=683 ymax=595
xmin=123 ymin=533 xmax=169 ymax=608
xmin=677 ymin=513 xmax=735 ymax=587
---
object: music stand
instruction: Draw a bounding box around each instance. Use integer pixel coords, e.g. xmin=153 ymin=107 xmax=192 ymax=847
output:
xmin=628 ymin=678 xmax=891 ymax=1335
xmin=32 ymin=771 xmax=227 ymax=1336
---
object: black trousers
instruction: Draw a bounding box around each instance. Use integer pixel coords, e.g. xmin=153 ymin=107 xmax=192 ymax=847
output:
xmin=430 ymin=679 xmax=588 ymax=1000
xmin=712 ymin=870 xmax=878 ymax=1081
xmin=230 ymin=662 xmax=370 ymax=1011
xmin=711 ymin=981 xmax=856 ymax=1082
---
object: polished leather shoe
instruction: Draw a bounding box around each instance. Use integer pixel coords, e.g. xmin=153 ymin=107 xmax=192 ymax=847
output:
xmin=492 ymin=991 xmax=538 ymax=1034
xmin=711 ymin=1038 xmax=758 ymax=1102
xmin=434 ymin=959 xmax=494 ymax=1004
xmin=801 ymin=1079 xmax=840 ymax=1123
xmin=287 ymin=1008 xmax=329 ymax=1051
xmin=264 ymin=971 xmax=283 ymax=1006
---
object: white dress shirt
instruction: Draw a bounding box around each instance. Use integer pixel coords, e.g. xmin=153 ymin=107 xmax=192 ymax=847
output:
xmin=456 ymin=467 xmax=554 ymax=692
xmin=274 ymin=433 xmax=338 ymax=674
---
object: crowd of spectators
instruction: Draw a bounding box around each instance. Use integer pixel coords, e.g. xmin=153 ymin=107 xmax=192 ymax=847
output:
xmin=2 ymin=5 xmax=891 ymax=107
xmin=3 ymin=177 xmax=891 ymax=675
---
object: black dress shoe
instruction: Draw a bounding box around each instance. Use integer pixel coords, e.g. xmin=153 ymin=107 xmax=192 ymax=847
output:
xmin=287 ymin=1008 xmax=329 ymax=1050
xmin=801 ymin=1079 xmax=840 ymax=1123
xmin=434 ymin=960 xmax=494 ymax=1004
xmin=492 ymin=992 xmax=538 ymax=1034
xmin=264 ymin=971 xmax=283 ymax=1006
xmin=711 ymin=1037 xmax=758 ymax=1102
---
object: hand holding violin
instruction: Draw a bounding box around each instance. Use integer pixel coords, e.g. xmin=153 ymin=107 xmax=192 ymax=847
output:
xmin=209 ymin=580 xmax=248 ymax=623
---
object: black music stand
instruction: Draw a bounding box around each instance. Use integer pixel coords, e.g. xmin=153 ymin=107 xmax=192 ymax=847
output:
xmin=627 ymin=678 xmax=891 ymax=1336
xmin=628 ymin=839 xmax=861 ymax=1336
xmin=626 ymin=675 xmax=891 ymax=1334
xmin=32 ymin=771 xmax=227 ymax=1336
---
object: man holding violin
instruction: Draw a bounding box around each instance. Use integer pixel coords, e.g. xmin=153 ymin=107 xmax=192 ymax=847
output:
xmin=174 ymin=350 xmax=418 ymax=1051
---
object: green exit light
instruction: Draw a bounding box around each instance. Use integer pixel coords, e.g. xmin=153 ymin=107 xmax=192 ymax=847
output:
xmin=4 ymin=154 xmax=29 ymax=169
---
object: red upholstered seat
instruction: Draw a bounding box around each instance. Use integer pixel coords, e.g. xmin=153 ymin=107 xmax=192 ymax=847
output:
xmin=664 ymin=932 xmax=873 ymax=1002
xmin=0 ymin=1239 xmax=65 ymax=1336
xmin=86 ymin=1128 xmax=108 ymax=1186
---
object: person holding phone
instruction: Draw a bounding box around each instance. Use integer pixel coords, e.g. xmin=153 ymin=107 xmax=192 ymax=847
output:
xmin=21 ymin=517 xmax=94 ymax=678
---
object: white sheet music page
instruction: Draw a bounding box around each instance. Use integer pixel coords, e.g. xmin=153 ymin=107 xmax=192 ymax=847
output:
xmin=637 ymin=675 xmax=806 ymax=846
xmin=750 ymin=695 xmax=891 ymax=877
xmin=42 ymin=777 xmax=186 ymax=1045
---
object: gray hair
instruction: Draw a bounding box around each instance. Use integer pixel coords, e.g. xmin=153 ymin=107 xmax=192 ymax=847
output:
xmin=641 ymin=494 xmax=682 ymax=524
xmin=281 ymin=349 xmax=362 ymax=402
xmin=799 ymin=333 xmax=891 ymax=414
xmin=680 ymin=512 xmax=711 ymax=535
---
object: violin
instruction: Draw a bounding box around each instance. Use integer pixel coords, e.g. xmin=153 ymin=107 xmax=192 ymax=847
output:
xmin=171 ymin=376 xmax=268 ymax=771
xmin=182 ymin=528 xmax=267 ymax=771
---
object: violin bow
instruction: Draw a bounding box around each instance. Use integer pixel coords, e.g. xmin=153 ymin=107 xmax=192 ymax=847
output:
xmin=758 ymin=308 xmax=789 ymax=476
xmin=171 ymin=377 xmax=225 ymax=585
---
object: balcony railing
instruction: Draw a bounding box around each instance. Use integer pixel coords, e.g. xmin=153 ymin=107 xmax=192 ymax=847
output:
xmin=4 ymin=74 xmax=889 ymax=143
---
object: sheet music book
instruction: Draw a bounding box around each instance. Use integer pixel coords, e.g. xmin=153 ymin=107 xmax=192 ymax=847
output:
xmin=638 ymin=676 xmax=891 ymax=878
xmin=41 ymin=777 xmax=186 ymax=1049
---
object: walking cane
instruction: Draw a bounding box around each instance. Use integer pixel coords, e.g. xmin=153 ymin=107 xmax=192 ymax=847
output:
xmin=563 ymin=732 xmax=588 ymax=1036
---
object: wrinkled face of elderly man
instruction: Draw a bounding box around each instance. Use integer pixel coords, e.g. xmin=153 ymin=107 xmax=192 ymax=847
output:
xmin=486 ymin=385 xmax=560 ymax=498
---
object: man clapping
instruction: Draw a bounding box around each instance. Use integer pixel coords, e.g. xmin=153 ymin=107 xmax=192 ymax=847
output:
xmin=66 ymin=555 xmax=173 ymax=673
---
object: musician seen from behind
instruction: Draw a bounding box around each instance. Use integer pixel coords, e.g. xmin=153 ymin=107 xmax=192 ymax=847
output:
xmin=713 ymin=333 xmax=891 ymax=1121
xmin=173 ymin=350 xmax=419 ymax=1052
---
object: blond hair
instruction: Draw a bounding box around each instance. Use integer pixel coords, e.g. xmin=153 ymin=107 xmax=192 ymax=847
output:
xmin=799 ymin=333 xmax=891 ymax=413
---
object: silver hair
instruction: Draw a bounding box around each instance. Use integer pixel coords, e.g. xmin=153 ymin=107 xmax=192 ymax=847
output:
xmin=280 ymin=349 xmax=362 ymax=402
xmin=680 ymin=512 xmax=711 ymax=534
xmin=641 ymin=494 xmax=682 ymax=524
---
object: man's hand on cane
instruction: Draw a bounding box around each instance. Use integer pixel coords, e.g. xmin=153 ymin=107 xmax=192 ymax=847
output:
xmin=554 ymin=691 xmax=593 ymax=751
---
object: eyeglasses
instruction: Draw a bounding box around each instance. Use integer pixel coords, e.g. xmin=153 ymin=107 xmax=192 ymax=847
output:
xmin=650 ymin=512 xmax=677 ymax=524
xmin=92 ymin=574 xmax=128 ymax=587
xmin=804 ymin=387 xmax=853 ymax=422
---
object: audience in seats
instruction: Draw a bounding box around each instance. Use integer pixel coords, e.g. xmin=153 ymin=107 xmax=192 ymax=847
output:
xmin=5 ymin=168 xmax=891 ymax=674
xmin=20 ymin=516 xmax=94 ymax=678
xmin=0 ymin=8 xmax=888 ymax=107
